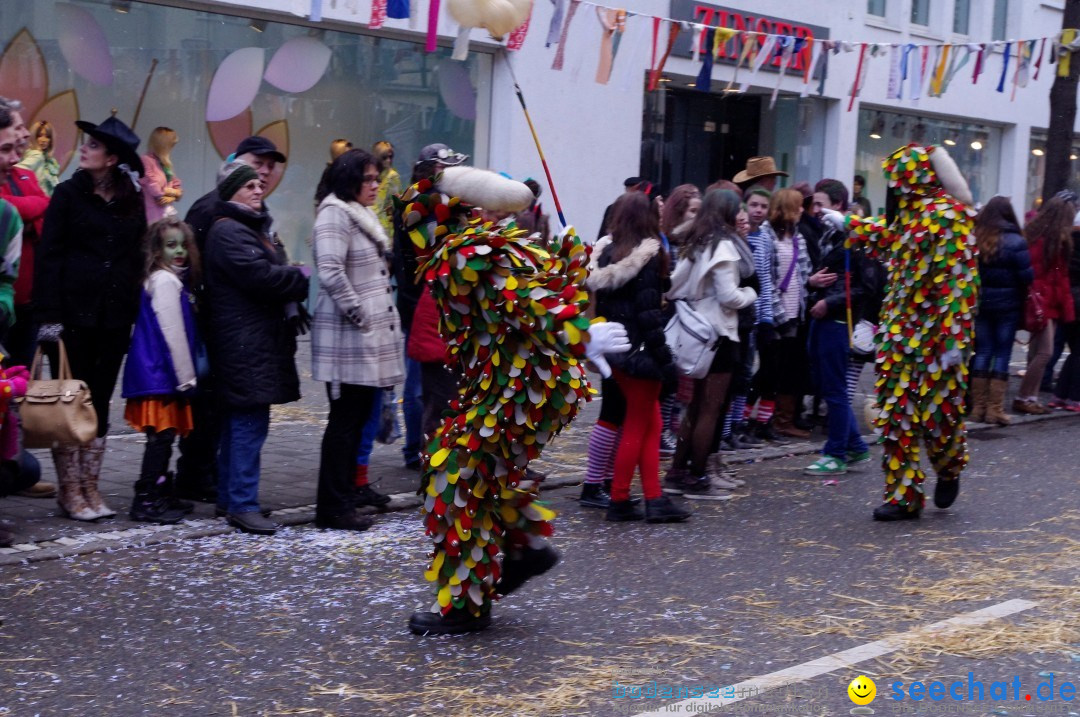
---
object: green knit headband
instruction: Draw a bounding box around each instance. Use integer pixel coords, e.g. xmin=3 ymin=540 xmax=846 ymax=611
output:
xmin=218 ymin=165 xmax=260 ymax=201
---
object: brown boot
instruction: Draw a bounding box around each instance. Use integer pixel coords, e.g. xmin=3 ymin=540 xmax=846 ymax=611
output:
xmin=1012 ymin=397 xmax=1049 ymax=415
xmin=52 ymin=444 xmax=97 ymax=521
xmin=774 ymin=395 xmax=811 ymax=439
xmin=80 ymin=437 xmax=115 ymax=519
xmin=986 ymin=375 xmax=1012 ymax=425
xmin=968 ymin=373 xmax=989 ymax=423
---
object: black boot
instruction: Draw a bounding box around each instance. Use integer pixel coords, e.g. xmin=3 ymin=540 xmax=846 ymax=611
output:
xmin=872 ymin=503 xmax=921 ymax=521
xmin=579 ymin=482 xmax=610 ymax=509
xmin=933 ymin=477 xmax=960 ymax=509
xmin=496 ymin=542 xmax=560 ymax=596
xmin=129 ymin=494 xmax=188 ymax=525
xmin=163 ymin=472 xmax=195 ymax=514
xmin=408 ymin=608 xmax=491 ymax=635
xmin=735 ymin=423 xmax=765 ymax=447
xmin=605 ymin=499 xmax=644 ymax=522
xmin=355 ymin=485 xmax=392 ymax=507
xmin=600 ymin=479 xmax=641 ymax=505
xmin=755 ymin=420 xmax=785 ymax=443
xmin=645 ymin=495 xmax=692 ymax=523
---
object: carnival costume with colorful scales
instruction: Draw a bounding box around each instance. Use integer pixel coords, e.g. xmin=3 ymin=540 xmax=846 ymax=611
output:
xmin=398 ymin=167 xmax=603 ymax=623
xmin=846 ymin=144 xmax=978 ymax=517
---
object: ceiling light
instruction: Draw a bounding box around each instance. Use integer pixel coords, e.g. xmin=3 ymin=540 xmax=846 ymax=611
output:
xmin=250 ymin=19 xmax=267 ymax=32
xmin=1032 ymin=147 xmax=1044 ymax=156
xmin=970 ymin=140 xmax=983 ymax=150
xmin=869 ymin=113 xmax=885 ymax=140
xmin=687 ymin=82 xmax=696 ymax=88
xmin=1071 ymin=153 xmax=1077 ymax=160
xmin=111 ymin=0 xmax=131 ymax=12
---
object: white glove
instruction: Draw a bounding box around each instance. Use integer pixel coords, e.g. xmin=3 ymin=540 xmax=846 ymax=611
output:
xmin=940 ymin=347 xmax=963 ymax=370
xmin=584 ymin=321 xmax=631 ymax=378
xmin=821 ymin=208 xmax=847 ymax=233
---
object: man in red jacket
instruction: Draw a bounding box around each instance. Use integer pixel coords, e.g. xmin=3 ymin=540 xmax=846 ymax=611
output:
xmin=0 ymin=99 xmax=55 ymax=500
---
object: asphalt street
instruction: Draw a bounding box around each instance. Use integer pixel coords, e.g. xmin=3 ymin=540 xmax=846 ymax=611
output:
xmin=1 ymin=416 xmax=1078 ymax=717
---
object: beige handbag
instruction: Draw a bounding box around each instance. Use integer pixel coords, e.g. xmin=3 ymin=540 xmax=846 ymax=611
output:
xmin=17 ymin=340 xmax=97 ymax=448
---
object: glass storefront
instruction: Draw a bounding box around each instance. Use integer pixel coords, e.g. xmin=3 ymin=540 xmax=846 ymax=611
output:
xmin=856 ymin=108 xmax=1001 ymax=215
xmin=641 ymin=81 xmax=825 ymax=193
xmin=1026 ymin=131 xmax=1080 ymax=211
xmin=0 ymin=0 xmax=492 ymax=262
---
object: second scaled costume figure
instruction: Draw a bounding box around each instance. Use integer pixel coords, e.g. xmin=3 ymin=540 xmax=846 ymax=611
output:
xmin=122 ymin=217 xmax=202 ymax=524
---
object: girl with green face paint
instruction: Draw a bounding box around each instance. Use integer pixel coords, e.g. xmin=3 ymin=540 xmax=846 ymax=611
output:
xmin=120 ymin=216 xmax=205 ymax=524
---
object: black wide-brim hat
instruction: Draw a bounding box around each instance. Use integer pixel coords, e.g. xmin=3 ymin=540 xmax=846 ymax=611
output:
xmin=75 ymin=116 xmax=144 ymax=176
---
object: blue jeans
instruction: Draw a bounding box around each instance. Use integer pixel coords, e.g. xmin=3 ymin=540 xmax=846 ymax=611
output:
xmin=356 ymin=387 xmax=384 ymax=467
xmin=402 ymin=339 xmax=423 ymax=465
xmin=972 ymin=310 xmax=1020 ymax=375
xmin=217 ymin=405 xmax=271 ymax=515
xmin=809 ymin=319 xmax=868 ymax=461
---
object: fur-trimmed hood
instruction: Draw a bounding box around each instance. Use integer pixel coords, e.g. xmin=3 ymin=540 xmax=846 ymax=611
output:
xmin=317 ymin=193 xmax=390 ymax=254
xmin=585 ymin=237 xmax=661 ymax=292
xmin=882 ymin=143 xmax=973 ymax=206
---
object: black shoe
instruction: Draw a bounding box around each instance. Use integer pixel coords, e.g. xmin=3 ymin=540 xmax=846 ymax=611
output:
xmin=315 ymin=511 xmax=374 ymax=532
xmin=215 ymin=506 xmax=272 ymax=518
xmin=408 ymin=609 xmax=491 ymax=635
xmin=227 ymin=511 xmax=278 ymax=535
xmin=0 ymin=526 xmax=14 ymax=548
xmin=355 ymin=485 xmax=392 ymax=508
xmin=735 ymin=426 xmax=765 ymax=447
xmin=496 ymin=543 xmax=560 ymax=596
xmin=933 ymin=478 xmax=960 ymax=509
xmin=525 ymin=467 xmax=547 ymax=482
xmin=606 ymin=499 xmax=644 ymax=522
xmin=405 ymin=458 xmax=423 ymax=471
xmin=718 ymin=436 xmax=738 ymax=453
xmin=173 ymin=481 xmax=218 ymax=503
xmin=756 ymin=421 xmax=785 ymax=442
xmin=872 ymin=503 xmax=921 ymax=522
xmin=168 ymin=496 xmax=195 ymax=515
xmin=130 ymin=495 xmax=188 ymax=525
xmin=579 ymin=483 xmax=611 ymax=509
xmin=645 ymin=495 xmax=692 ymax=523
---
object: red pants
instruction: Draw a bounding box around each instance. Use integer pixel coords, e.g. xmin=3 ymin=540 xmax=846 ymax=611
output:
xmin=611 ymin=369 xmax=662 ymax=502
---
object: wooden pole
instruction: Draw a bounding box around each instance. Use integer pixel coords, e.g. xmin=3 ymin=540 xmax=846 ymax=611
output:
xmin=131 ymin=58 xmax=159 ymax=131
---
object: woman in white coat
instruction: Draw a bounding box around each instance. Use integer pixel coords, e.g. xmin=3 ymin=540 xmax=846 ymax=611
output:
xmin=665 ymin=189 xmax=757 ymax=498
xmin=311 ymin=149 xmax=404 ymax=531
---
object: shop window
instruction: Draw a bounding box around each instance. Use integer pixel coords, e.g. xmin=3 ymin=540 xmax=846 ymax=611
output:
xmin=953 ymin=0 xmax=970 ymax=35
xmin=0 ymin=0 xmax=492 ymax=265
xmin=992 ymin=0 xmax=1009 ymax=41
xmin=1026 ymin=132 xmax=1080 ymax=210
xmin=868 ymin=0 xmax=887 ymax=17
xmin=911 ymin=0 xmax=931 ymax=26
xmin=856 ymin=108 xmax=1000 ymax=213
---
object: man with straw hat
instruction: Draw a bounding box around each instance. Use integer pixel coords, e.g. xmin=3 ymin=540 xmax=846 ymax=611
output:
xmin=733 ymin=156 xmax=788 ymax=192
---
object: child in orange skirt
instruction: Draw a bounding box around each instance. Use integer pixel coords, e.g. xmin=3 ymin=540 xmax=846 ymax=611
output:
xmin=122 ymin=217 xmax=201 ymax=524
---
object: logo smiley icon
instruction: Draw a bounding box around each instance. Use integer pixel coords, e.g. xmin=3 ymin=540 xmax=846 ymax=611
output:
xmin=848 ymin=675 xmax=877 ymax=705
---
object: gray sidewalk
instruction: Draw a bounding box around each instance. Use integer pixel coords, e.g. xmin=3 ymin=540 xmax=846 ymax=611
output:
xmin=1 ymin=336 xmax=1076 ymax=557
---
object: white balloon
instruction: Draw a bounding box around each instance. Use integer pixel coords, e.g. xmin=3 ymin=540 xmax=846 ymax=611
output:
xmin=446 ymin=0 xmax=532 ymax=38
xmin=264 ymin=36 xmax=332 ymax=94
xmin=206 ymin=48 xmax=265 ymax=122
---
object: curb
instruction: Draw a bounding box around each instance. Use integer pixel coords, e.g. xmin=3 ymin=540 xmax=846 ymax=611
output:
xmin=2 ymin=411 xmax=1076 ymax=567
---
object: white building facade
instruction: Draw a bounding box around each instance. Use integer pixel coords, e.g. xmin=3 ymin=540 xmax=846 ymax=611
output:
xmin=1 ymin=0 xmax=1076 ymax=251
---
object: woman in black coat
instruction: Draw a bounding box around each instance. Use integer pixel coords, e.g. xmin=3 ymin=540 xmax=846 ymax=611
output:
xmin=591 ymin=191 xmax=687 ymax=524
xmin=34 ymin=116 xmax=148 ymax=522
xmin=204 ymin=164 xmax=309 ymax=535
xmin=970 ymin=197 xmax=1033 ymax=424
xmin=1051 ymin=227 xmax=1080 ymax=410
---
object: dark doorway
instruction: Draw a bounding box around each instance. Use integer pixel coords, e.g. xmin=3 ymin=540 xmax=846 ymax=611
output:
xmin=641 ymin=88 xmax=761 ymax=192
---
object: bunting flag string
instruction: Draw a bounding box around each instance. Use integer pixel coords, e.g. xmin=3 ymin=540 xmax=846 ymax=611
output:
xmin=426 ymin=0 xmax=440 ymax=52
xmin=546 ymin=0 xmax=567 ymax=47
xmin=647 ymin=20 xmax=682 ymax=91
xmin=696 ymin=27 xmax=716 ymax=91
xmin=595 ymin=7 xmax=626 ymax=83
xmin=847 ymin=42 xmax=867 ymax=111
xmin=369 ymin=0 xmax=387 ymax=28
xmin=996 ymin=41 xmax=1012 ymax=92
xmin=551 ymin=0 xmax=580 ymax=70
xmin=507 ymin=7 xmax=532 ymax=51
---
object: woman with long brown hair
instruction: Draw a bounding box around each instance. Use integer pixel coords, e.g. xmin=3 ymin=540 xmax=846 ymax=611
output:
xmin=970 ymin=196 xmax=1032 ymax=423
xmin=591 ymin=191 xmax=689 ymax=522
xmin=664 ymin=189 xmax=757 ymax=499
xmin=1016 ymin=196 xmax=1075 ymax=413
xmin=660 ymin=183 xmax=701 ymax=239
xmin=752 ymin=188 xmax=812 ymax=438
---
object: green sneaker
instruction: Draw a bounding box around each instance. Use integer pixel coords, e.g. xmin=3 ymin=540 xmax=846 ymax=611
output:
xmin=804 ymin=456 xmax=847 ymax=476
xmin=846 ymin=450 xmax=872 ymax=468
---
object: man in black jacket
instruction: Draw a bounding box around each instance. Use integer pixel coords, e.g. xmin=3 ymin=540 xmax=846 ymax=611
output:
xmin=803 ymin=180 xmax=878 ymax=477
xmin=176 ymin=137 xmax=286 ymax=502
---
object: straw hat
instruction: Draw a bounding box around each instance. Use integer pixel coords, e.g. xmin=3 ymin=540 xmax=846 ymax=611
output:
xmin=733 ymin=156 xmax=788 ymax=184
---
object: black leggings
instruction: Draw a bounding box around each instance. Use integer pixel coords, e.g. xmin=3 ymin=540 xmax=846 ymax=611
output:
xmin=136 ymin=428 xmax=177 ymax=494
xmin=317 ymin=383 xmax=377 ymax=520
xmin=50 ymin=325 xmax=131 ymax=437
